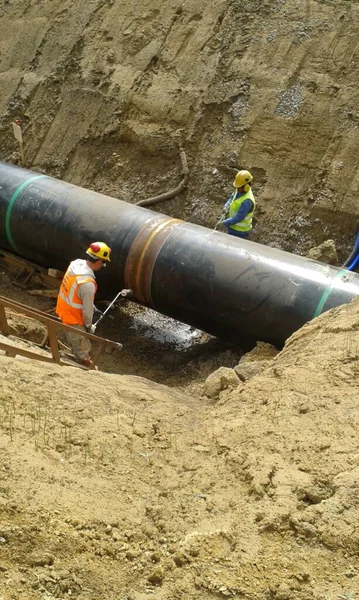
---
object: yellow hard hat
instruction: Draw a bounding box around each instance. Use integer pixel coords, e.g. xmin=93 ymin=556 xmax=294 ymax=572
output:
xmin=233 ymin=169 xmax=253 ymax=190
xmin=86 ymin=241 xmax=111 ymax=262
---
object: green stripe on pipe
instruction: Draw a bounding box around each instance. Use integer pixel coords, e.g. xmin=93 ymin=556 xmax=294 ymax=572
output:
xmin=313 ymin=269 xmax=347 ymax=318
xmin=5 ymin=175 xmax=46 ymax=251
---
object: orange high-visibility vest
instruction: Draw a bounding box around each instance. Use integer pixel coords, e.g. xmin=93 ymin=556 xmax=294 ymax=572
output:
xmin=56 ymin=270 xmax=97 ymax=325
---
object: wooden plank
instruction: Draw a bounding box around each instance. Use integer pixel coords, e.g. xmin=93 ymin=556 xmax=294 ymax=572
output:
xmin=60 ymin=355 xmax=89 ymax=370
xmin=0 ymin=249 xmax=47 ymax=273
xmin=0 ymin=294 xmax=59 ymax=321
xmin=0 ymin=341 xmax=55 ymax=364
xmin=0 ymin=295 xmax=120 ymax=348
xmin=0 ymin=305 xmax=10 ymax=336
xmin=0 ymin=250 xmax=61 ymax=289
xmin=40 ymin=333 xmax=49 ymax=347
xmin=47 ymin=322 xmax=61 ymax=363
xmin=0 ymin=297 xmax=58 ymax=323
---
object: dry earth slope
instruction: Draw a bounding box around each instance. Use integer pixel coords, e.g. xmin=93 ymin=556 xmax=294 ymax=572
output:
xmin=1 ymin=297 xmax=359 ymax=599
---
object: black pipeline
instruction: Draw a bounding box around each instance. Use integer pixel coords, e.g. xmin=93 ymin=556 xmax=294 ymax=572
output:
xmin=0 ymin=161 xmax=358 ymax=346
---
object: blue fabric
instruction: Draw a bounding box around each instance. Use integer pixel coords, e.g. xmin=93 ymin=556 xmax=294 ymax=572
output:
xmin=223 ymin=196 xmax=253 ymax=227
xmin=226 ymin=228 xmax=249 ymax=239
xmin=224 ymin=196 xmax=232 ymax=211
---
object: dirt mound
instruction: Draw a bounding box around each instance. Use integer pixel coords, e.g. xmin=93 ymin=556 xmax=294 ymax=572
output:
xmin=1 ymin=297 xmax=359 ymax=599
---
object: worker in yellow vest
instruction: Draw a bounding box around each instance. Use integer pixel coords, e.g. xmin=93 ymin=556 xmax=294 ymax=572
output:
xmin=221 ymin=170 xmax=256 ymax=238
xmin=56 ymin=241 xmax=111 ymax=368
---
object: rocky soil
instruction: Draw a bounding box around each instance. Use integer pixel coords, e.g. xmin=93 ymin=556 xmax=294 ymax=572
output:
xmin=1 ymin=294 xmax=359 ymax=600
xmin=0 ymin=0 xmax=359 ymax=259
xmin=1 ymin=0 xmax=359 ymax=599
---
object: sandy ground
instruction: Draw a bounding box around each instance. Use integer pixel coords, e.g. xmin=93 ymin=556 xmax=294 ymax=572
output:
xmin=0 ymin=290 xmax=359 ymax=599
xmin=1 ymin=0 xmax=359 ymax=598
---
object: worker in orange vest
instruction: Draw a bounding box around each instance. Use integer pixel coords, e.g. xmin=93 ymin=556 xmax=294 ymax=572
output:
xmin=56 ymin=241 xmax=111 ymax=368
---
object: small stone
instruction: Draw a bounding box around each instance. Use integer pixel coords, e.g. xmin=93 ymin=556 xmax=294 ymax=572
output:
xmin=29 ymin=553 xmax=54 ymax=567
xmin=150 ymin=551 xmax=161 ymax=563
xmin=234 ymin=361 xmax=266 ymax=382
xmin=173 ymin=551 xmax=190 ymax=567
xmin=276 ymin=582 xmax=291 ymax=599
xmin=133 ymin=428 xmax=146 ymax=438
xmin=147 ymin=567 xmax=164 ymax=586
xmin=203 ymin=367 xmax=240 ymax=399
xmin=307 ymin=239 xmax=338 ymax=265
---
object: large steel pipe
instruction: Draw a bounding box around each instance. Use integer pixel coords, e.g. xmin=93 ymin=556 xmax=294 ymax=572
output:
xmin=0 ymin=161 xmax=358 ymax=346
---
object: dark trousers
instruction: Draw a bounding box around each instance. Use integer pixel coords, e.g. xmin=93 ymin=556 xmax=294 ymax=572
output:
xmin=226 ymin=228 xmax=250 ymax=239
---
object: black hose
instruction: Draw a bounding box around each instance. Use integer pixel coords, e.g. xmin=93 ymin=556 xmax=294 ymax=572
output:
xmin=136 ymin=148 xmax=189 ymax=207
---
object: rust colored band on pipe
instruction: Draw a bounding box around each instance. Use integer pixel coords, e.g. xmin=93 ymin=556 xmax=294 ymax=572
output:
xmin=125 ymin=216 xmax=182 ymax=303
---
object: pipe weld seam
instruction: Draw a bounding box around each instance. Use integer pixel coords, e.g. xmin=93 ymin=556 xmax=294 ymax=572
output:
xmin=125 ymin=218 xmax=182 ymax=303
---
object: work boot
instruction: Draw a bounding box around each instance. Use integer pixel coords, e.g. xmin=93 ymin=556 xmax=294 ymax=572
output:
xmin=79 ymin=357 xmax=98 ymax=371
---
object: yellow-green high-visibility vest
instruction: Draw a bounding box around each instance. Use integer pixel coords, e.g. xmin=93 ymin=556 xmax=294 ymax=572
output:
xmin=227 ymin=188 xmax=255 ymax=232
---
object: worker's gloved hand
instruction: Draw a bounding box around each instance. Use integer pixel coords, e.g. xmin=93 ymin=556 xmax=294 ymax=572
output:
xmin=86 ymin=324 xmax=97 ymax=335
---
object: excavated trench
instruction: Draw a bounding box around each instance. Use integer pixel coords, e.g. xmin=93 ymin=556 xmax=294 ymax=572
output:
xmin=1 ymin=160 xmax=359 ymax=386
xmin=1 ymin=162 xmax=359 ymax=353
xmin=0 ymin=269 xmax=243 ymax=388
xmin=2 ymin=2 xmax=359 ymax=598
